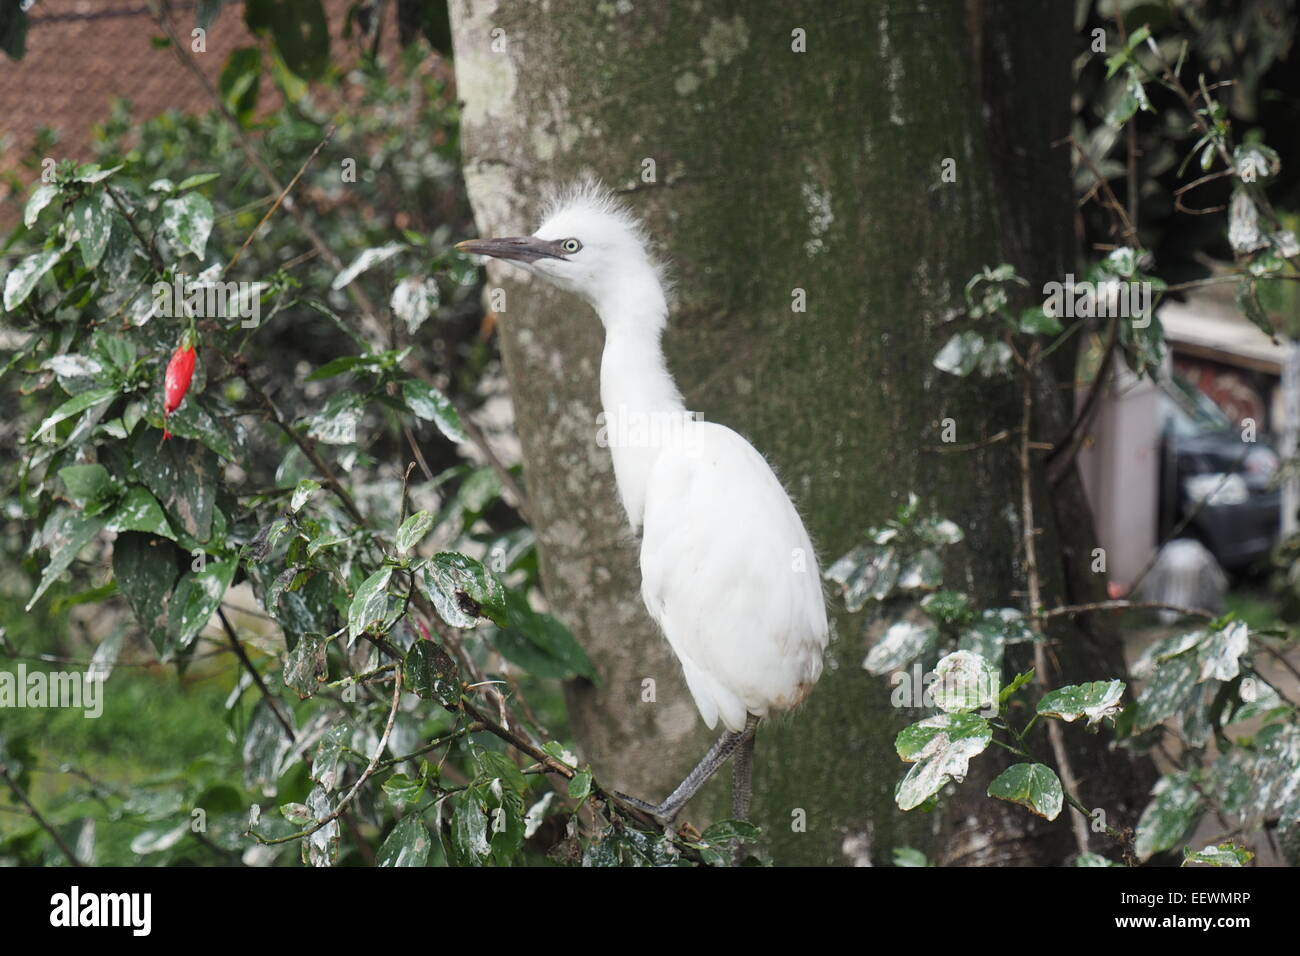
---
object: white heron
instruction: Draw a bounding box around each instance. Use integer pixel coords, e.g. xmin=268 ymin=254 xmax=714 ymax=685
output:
xmin=457 ymin=182 xmax=828 ymax=825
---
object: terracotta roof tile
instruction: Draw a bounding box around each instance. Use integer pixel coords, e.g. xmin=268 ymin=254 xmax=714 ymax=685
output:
xmin=0 ymin=0 xmax=385 ymax=224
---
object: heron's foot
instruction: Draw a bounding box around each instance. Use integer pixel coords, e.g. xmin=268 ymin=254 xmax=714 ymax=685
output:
xmin=610 ymin=790 xmax=679 ymax=828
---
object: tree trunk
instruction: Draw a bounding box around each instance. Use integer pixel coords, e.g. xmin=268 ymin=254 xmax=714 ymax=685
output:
xmin=450 ymin=0 xmax=1154 ymax=865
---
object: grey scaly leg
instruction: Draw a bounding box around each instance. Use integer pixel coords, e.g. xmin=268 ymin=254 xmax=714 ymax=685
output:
xmin=731 ymin=723 xmax=756 ymax=821
xmin=614 ymin=715 xmax=760 ymax=827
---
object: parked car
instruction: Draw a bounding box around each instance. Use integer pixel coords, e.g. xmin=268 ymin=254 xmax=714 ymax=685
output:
xmin=1157 ymin=375 xmax=1281 ymax=571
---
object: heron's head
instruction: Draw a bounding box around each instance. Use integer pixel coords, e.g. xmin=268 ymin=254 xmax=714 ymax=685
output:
xmin=456 ymin=181 xmax=667 ymax=317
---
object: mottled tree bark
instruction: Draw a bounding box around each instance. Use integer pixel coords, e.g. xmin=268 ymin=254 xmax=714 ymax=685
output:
xmin=450 ymin=0 xmax=1153 ymax=865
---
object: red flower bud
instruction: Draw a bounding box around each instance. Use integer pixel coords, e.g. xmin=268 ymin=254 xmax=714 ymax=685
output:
xmin=162 ymin=343 xmax=197 ymax=440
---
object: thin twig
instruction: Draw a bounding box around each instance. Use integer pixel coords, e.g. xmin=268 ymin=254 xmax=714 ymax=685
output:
xmin=1039 ymin=600 xmax=1215 ymax=621
xmin=0 ymin=765 xmax=83 ymax=866
xmin=225 ymin=123 xmax=338 ymax=276
xmin=1019 ymin=345 xmax=1091 ymax=856
xmin=218 ymin=608 xmax=296 ymax=741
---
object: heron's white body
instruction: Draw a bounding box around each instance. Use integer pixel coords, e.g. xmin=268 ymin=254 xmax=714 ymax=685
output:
xmin=482 ymin=183 xmax=829 ymax=732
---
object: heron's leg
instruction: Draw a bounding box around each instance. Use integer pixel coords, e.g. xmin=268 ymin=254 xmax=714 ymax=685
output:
xmin=731 ymin=726 xmax=756 ymax=821
xmin=614 ymin=716 xmax=759 ymax=827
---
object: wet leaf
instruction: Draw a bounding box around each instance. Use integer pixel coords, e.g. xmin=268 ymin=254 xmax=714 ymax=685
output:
xmin=159 ymin=192 xmax=214 ymax=259
xmin=166 ymin=554 xmax=237 ymax=652
xmin=331 ymin=242 xmax=405 ymax=290
xmin=1037 ymin=679 xmax=1126 ymax=728
xmin=1136 ymin=772 xmax=1202 ymax=861
xmin=391 ymin=277 xmax=440 ymax=334
xmin=401 ymin=379 xmax=465 ymax=443
xmin=863 ymin=620 xmax=936 ymax=675
xmin=33 ymin=385 xmax=115 ymax=439
xmin=987 ymin=763 xmax=1063 ymax=820
xmin=26 ymin=509 xmax=109 ymax=611
xmin=283 ymin=631 xmax=327 ymax=698
xmin=377 ymin=814 xmax=431 ymax=867
xmin=932 ymin=650 xmax=999 ymax=714
xmin=894 ymin=712 xmax=991 ymax=810
xmin=134 ymin=428 xmax=219 ymax=541
xmin=395 ymin=510 xmax=434 ymax=557
xmin=402 ymin=640 xmax=459 ymax=706
xmin=418 ymin=552 xmax=506 ymax=628
xmin=347 ymin=567 xmax=392 ymax=641
xmin=111 ymin=532 xmax=180 ymax=656
xmin=71 ymin=193 xmax=113 ymax=269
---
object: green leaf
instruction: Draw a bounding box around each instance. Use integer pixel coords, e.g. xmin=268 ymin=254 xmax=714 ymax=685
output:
xmin=1037 ymin=679 xmax=1126 ymax=728
xmin=289 ymin=478 xmax=321 ymax=514
xmin=42 ymin=353 xmax=109 ymax=396
xmin=105 ymin=487 xmax=175 ymax=540
xmin=23 ymin=183 xmax=59 ymax=228
xmin=331 ymin=242 xmax=406 ymax=291
xmin=1018 ymin=306 xmax=1063 ymax=336
xmin=998 ymin=668 xmax=1035 ymax=703
xmin=1135 ymin=771 xmax=1203 ymax=861
xmin=1235 ymin=278 xmax=1275 ymax=340
xmin=893 ymin=712 xmax=991 ymax=811
xmin=58 ymin=463 xmax=115 ymax=505
xmin=176 ymin=172 xmax=220 ymax=192
xmin=33 ymin=386 xmax=116 ymax=439
xmin=391 ymin=277 xmax=440 ymax=334
xmin=159 ymin=192 xmax=215 ymax=259
xmin=134 ymin=429 xmax=220 ymax=541
xmin=920 ymin=590 xmax=972 ymax=626
xmin=823 ymin=541 xmax=901 ymax=611
xmin=347 ymin=568 xmax=392 ymax=641
xmin=933 ymin=331 xmax=986 ymax=376
xmin=451 ymin=790 xmax=491 ymax=865
xmin=267 ymin=0 xmax=330 ymax=81
xmin=71 ymin=194 xmax=113 ymax=269
xmin=401 ymin=379 xmax=466 ymax=443
xmin=382 ymin=773 xmax=427 ymax=807
xmin=478 ymin=750 xmax=528 ymax=795
xmin=402 ymin=640 xmax=460 ymax=706
xmin=112 ymin=532 xmax=181 ymax=656
xmin=162 ymin=399 xmax=239 ymax=462
xmin=932 ymin=650 xmax=999 ymax=714
xmin=5 ymin=247 xmax=64 ymax=311
xmin=418 ymin=552 xmax=507 ymax=628
xmin=218 ymin=46 xmax=261 ymax=124
xmin=166 ymin=555 xmax=237 ymax=653
xmin=1182 ymin=843 xmax=1253 ymax=867
xmin=26 ymin=509 xmax=109 ymax=611
xmin=0 ymin=0 xmax=28 ymax=59
xmin=1074 ymin=852 xmax=1121 ymax=867
xmin=72 ymin=163 xmax=122 ymax=184
xmin=1134 ymin=649 xmax=1199 ymax=732
xmin=893 ymin=847 xmax=930 ymax=867
xmin=395 ymin=511 xmax=434 ymax=556
xmin=305 ymin=391 xmax=363 ymax=445
xmin=312 ymin=725 xmax=348 ymax=791
xmin=490 ymin=589 xmax=597 ymax=680
xmin=377 ymin=814 xmax=432 ymax=867
xmin=987 ymin=763 xmax=1063 ymax=821
xmin=283 ymin=631 xmax=327 ymax=698
xmin=568 ymin=769 xmax=592 ymax=801
xmin=863 ymin=620 xmax=937 ymax=675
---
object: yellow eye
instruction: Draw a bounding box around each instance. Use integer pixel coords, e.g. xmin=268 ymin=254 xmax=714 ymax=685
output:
xmin=561 ymin=238 xmax=582 ymax=254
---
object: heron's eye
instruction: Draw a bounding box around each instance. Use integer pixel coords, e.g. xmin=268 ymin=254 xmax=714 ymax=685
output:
xmin=561 ymin=238 xmax=582 ymax=254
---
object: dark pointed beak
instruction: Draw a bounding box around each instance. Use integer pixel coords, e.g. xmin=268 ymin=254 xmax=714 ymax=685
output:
xmin=455 ymin=236 xmax=563 ymax=264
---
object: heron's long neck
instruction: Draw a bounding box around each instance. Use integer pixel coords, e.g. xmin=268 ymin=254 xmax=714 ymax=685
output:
xmin=594 ymin=276 xmax=684 ymax=529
